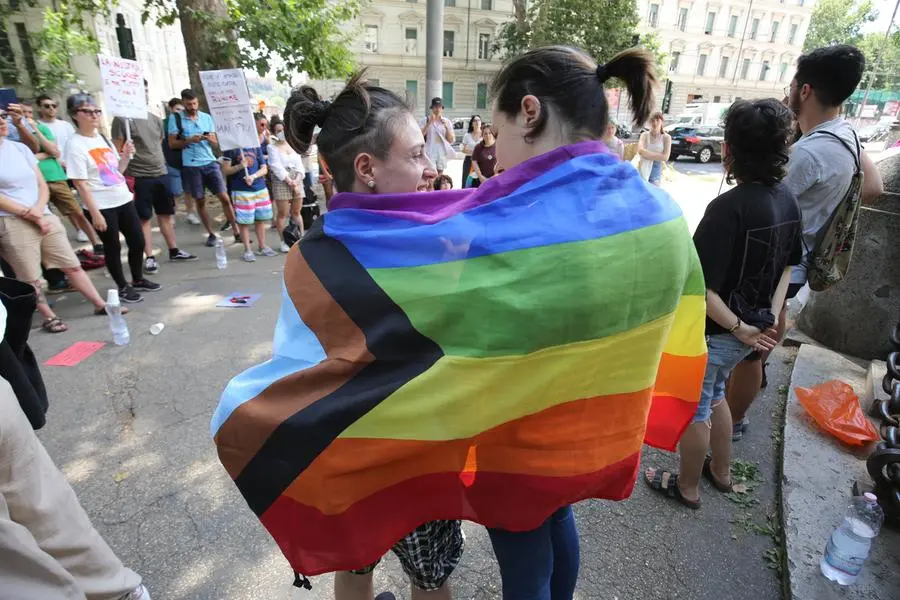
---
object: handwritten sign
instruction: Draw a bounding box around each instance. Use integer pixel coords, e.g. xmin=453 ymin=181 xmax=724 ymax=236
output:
xmin=199 ymin=69 xmax=258 ymax=151
xmin=98 ymin=55 xmax=147 ymax=119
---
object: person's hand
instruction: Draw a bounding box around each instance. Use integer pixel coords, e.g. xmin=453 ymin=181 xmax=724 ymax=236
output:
xmin=189 ymin=134 xmax=203 ymax=144
xmin=36 ymin=217 xmax=51 ymax=236
xmin=122 ymin=140 xmax=135 ymax=158
xmin=733 ymin=322 xmax=778 ymax=352
xmin=7 ymin=104 xmax=23 ymax=125
xmin=243 ymin=175 xmax=254 ymax=187
xmin=90 ymin=211 xmax=107 ymax=232
xmin=23 ymin=206 xmax=43 ymax=223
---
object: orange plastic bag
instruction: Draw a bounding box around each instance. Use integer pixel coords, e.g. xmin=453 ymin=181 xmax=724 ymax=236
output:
xmin=795 ymin=381 xmax=879 ymax=446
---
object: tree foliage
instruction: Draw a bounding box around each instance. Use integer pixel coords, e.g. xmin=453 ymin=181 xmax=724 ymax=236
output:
xmin=30 ymin=6 xmax=101 ymax=94
xmin=857 ymin=29 xmax=900 ymax=89
xmin=803 ymin=0 xmax=877 ymax=52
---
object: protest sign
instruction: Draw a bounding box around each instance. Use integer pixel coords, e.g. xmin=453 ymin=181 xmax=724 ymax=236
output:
xmin=98 ymin=55 xmax=146 ymax=119
xmin=199 ymin=69 xmax=257 ymax=151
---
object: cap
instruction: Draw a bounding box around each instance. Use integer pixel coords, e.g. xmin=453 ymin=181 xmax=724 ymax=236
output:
xmin=430 ymin=97 xmax=443 ymax=108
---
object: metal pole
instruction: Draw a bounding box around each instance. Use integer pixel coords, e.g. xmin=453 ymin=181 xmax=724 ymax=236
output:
xmin=732 ymin=0 xmax=754 ymax=85
xmin=426 ymin=0 xmax=444 ymax=114
xmin=856 ymin=0 xmax=899 ymax=125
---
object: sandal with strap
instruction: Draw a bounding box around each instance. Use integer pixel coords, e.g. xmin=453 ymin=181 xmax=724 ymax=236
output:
xmin=644 ymin=467 xmax=701 ymax=509
xmin=703 ymin=456 xmax=733 ymax=493
xmin=42 ymin=317 xmax=68 ymax=334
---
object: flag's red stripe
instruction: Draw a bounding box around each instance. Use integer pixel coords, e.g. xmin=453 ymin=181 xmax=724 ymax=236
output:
xmin=645 ymin=393 xmax=699 ymax=451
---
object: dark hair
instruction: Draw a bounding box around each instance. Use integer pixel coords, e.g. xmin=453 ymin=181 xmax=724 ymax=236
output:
xmin=36 ymin=94 xmax=53 ymax=105
xmin=467 ymin=115 xmax=482 ymax=133
xmin=649 ymin=111 xmax=664 ymax=122
xmin=794 ymin=45 xmax=865 ymax=108
xmin=722 ymin=99 xmax=793 ymax=186
xmin=284 ymin=70 xmax=411 ymax=193
xmin=66 ymin=93 xmax=96 ymax=119
xmin=168 ymin=97 xmax=183 ymax=109
xmin=254 ymin=112 xmax=268 ymax=122
xmin=433 ymin=174 xmax=453 ymax=190
xmin=181 ymin=89 xmax=197 ymax=101
xmin=491 ymin=46 xmax=656 ymax=142
xmin=269 ymin=115 xmax=283 ymax=133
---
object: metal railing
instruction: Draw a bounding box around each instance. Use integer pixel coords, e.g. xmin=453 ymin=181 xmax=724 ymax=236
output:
xmin=867 ymin=318 xmax=900 ymax=526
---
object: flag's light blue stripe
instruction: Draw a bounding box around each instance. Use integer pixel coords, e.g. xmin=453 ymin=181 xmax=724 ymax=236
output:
xmin=211 ymin=283 xmax=326 ymax=436
xmin=323 ymin=154 xmax=682 ymax=270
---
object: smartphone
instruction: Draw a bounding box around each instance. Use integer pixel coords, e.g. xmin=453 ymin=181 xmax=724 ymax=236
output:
xmin=0 ymin=88 xmax=17 ymax=111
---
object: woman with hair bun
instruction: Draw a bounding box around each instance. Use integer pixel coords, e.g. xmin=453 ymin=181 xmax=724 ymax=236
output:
xmin=215 ymin=47 xmax=707 ymax=600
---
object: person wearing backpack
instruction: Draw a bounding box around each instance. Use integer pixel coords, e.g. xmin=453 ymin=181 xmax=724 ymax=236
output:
xmin=725 ymin=45 xmax=885 ymax=439
xmin=164 ymin=98 xmax=201 ymax=226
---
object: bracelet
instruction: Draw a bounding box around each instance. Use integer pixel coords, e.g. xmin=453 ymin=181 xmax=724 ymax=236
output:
xmin=729 ymin=318 xmax=742 ymax=333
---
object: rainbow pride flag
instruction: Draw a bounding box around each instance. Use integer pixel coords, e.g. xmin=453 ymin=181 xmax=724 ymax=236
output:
xmin=212 ymin=141 xmax=707 ymax=576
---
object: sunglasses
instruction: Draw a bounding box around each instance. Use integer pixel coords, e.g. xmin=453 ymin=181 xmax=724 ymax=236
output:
xmin=77 ymin=108 xmax=103 ymax=116
xmin=41 ymin=102 xmax=58 ymax=109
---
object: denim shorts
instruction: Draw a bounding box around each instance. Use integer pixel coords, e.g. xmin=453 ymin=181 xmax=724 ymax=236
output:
xmin=182 ymin=162 xmax=226 ymax=199
xmin=649 ymin=161 xmax=663 ymax=185
xmin=694 ymin=333 xmax=753 ymax=423
xmin=166 ymin=165 xmax=183 ymax=197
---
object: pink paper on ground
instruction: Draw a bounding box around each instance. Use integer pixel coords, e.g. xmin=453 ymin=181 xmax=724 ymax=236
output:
xmin=45 ymin=341 xmax=106 ymax=366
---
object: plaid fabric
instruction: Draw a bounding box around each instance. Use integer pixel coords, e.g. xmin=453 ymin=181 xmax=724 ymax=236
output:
xmin=349 ymin=520 xmax=463 ymax=590
xmin=272 ymin=169 xmax=302 ymax=202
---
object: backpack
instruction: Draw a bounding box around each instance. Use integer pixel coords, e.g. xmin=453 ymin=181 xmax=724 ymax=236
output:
xmin=162 ymin=112 xmax=184 ymax=169
xmin=805 ymin=129 xmax=864 ymax=292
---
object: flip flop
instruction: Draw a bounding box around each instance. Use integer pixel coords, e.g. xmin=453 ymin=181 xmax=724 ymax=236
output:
xmin=644 ymin=467 xmax=701 ymax=509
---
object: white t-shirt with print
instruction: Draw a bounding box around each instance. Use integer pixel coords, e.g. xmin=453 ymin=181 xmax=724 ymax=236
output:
xmin=64 ymin=133 xmax=132 ymax=210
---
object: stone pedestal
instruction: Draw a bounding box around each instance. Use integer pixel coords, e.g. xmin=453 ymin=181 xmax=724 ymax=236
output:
xmin=798 ymin=152 xmax=900 ymax=359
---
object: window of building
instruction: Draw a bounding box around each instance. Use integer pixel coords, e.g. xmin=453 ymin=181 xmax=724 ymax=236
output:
xmin=678 ymin=8 xmax=688 ymax=32
xmin=779 ymin=62 xmax=789 ymax=82
xmin=760 ymin=60 xmax=770 ymax=81
xmin=0 ymin=29 xmax=19 ymax=84
xmin=406 ymin=80 xmax=418 ymax=108
xmin=750 ymin=18 xmax=760 ymax=40
xmin=789 ymin=23 xmax=798 ymax=44
xmin=696 ymin=54 xmax=708 ymax=76
xmin=405 ymin=28 xmax=418 ymax=55
xmin=13 ymin=23 xmax=35 ymax=75
xmin=705 ymin=12 xmax=715 ymax=34
xmin=444 ymin=0 xmax=455 ymax=6
xmin=443 ymin=30 xmax=454 ymax=57
xmin=476 ymin=82 xmax=487 ymax=109
xmin=741 ymin=57 xmax=751 ymax=79
xmin=481 ymin=0 xmax=492 ymax=10
xmin=713 ymin=95 xmax=722 ymax=102
xmin=407 ymin=0 xmax=417 ymax=3
xmin=718 ymin=56 xmax=730 ymax=78
xmin=648 ymin=3 xmax=659 ymax=27
xmin=728 ymin=14 xmax=739 ymax=37
xmin=442 ymin=81 xmax=454 ymax=108
xmin=478 ymin=33 xmax=490 ymax=60
xmin=670 ymin=51 xmax=681 ymax=72
xmin=770 ymin=21 xmax=780 ymax=42
xmin=364 ymin=25 xmax=378 ymax=53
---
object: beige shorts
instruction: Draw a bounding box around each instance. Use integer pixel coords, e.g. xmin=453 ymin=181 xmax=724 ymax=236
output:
xmin=0 ymin=214 xmax=81 ymax=282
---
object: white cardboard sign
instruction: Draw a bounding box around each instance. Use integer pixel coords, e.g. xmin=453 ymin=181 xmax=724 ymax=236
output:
xmin=97 ymin=55 xmax=147 ymax=119
xmin=199 ymin=69 xmax=258 ymax=151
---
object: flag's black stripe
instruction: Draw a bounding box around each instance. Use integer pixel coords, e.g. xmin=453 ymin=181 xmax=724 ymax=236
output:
xmin=235 ymin=221 xmax=444 ymax=515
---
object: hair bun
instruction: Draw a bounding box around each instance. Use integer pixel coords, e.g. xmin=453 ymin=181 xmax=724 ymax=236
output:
xmin=314 ymin=100 xmax=331 ymax=127
xmin=595 ymin=63 xmax=609 ymax=83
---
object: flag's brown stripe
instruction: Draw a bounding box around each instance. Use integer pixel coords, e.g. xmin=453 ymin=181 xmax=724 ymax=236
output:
xmin=215 ymin=246 xmax=373 ymax=479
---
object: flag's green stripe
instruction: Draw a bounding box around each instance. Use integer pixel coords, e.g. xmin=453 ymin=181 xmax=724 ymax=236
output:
xmin=369 ymin=217 xmax=703 ymax=358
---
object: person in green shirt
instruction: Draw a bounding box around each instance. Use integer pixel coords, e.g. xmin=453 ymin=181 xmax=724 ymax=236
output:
xmin=23 ymin=103 xmax=103 ymax=252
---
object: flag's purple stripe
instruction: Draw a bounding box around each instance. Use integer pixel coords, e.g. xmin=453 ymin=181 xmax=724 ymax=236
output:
xmin=327 ymin=141 xmax=612 ymax=224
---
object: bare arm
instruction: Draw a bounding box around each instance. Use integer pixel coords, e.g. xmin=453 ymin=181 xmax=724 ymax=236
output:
xmin=33 ymin=126 xmax=60 ymax=158
xmin=860 ymin=150 xmax=884 ymax=203
xmin=443 ymin=119 xmax=455 ymax=144
xmin=33 ymin=166 xmax=49 ymax=214
xmin=72 ymin=179 xmax=99 ymax=216
xmin=219 ymin=158 xmax=243 ymax=177
xmin=207 ymin=132 xmax=220 ymax=152
xmin=0 ymin=193 xmax=28 ymax=216
xmin=770 ymin=267 xmax=793 ymax=319
xmin=15 ymin=123 xmax=40 ymax=153
xmin=706 ymin=289 xmax=778 ymax=351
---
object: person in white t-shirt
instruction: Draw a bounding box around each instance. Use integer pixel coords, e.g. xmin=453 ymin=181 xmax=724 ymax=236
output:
xmin=460 ymin=115 xmax=482 ymax=188
xmin=268 ymin=133 xmax=305 ymax=251
xmin=64 ymin=93 xmax=159 ymax=304
xmin=419 ymin=97 xmax=455 ymax=174
xmin=0 ymin=115 xmax=112 ymax=333
xmin=36 ymin=94 xmax=76 ymax=160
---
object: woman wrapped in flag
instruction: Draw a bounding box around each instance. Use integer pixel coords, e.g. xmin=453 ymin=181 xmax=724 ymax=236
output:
xmin=212 ymin=47 xmax=708 ymax=600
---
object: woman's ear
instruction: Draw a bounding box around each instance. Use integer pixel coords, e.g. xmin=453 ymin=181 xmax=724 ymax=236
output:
xmin=520 ymin=95 xmax=542 ymax=129
xmin=353 ymin=152 xmax=376 ymax=188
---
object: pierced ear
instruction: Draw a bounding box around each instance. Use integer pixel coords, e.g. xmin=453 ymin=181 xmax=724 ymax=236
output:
xmin=520 ymin=95 xmax=542 ymax=128
xmin=354 ymin=152 xmax=376 ymax=187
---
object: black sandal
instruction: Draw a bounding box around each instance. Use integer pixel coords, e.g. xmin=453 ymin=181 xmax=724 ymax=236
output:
xmin=644 ymin=467 xmax=701 ymax=509
xmin=703 ymin=456 xmax=733 ymax=493
xmin=41 ymin=317 xmax=68 ymax=334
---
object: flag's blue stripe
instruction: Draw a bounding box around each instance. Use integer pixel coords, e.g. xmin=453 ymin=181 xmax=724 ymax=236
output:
xmin=323 ymin=154 xmax=683 ymax=270
xmin=211 ymin=283 xmax=326 ymax=436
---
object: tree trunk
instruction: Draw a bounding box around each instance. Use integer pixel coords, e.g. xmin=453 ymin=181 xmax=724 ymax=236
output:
xmin=175 ymin=0 xmax=237 ymax=110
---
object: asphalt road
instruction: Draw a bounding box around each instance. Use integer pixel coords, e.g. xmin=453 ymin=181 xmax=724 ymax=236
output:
xmin=27 ymin=173 xmax=784 ymax=600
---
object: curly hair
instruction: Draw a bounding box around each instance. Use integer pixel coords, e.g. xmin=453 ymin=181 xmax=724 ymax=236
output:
xmin=723 ymin=99 xmax=793 ymax=186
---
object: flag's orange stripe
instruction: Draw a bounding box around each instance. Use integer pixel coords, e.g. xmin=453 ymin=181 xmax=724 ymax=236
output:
xmin=281 ymin=389 xmax=653 ymax=514
xmin=654 ymin=351 xmax=707 ymax=406
xmin=263 ymin=454 xmax=642 ymax=577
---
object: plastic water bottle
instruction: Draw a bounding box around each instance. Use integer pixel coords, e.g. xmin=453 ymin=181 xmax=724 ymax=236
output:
xmin=215 ymin=238 xmax=227 ymax=270
xmin=105 ymin=289 xmax=130 ymax=346
xmin=821 ymin=493 xmax=883 ymax=585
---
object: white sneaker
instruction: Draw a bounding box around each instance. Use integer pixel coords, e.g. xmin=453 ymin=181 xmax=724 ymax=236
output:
xmin=76 ymin=229 xmax=89 ymax=242
xmin=186 ymin=212 xmax=201 ymax=225
xmin=257 ymin=246 xmax=278 ymax=257
xmin=242 ymin=250 xmax=257 ymax=262
xmin=279 ymin=241 xmax=291 ymax=253
xmin=119 ymin=584 xmax=152 ymax=600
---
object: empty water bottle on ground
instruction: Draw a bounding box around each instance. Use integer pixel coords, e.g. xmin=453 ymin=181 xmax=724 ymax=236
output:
xmin=105 ymin=289 xmax=130 ymax=346
xmin=215 ymin=238 xmax=227 ymax=270
xmin=821 ymin=492 xmax=883 ymax=585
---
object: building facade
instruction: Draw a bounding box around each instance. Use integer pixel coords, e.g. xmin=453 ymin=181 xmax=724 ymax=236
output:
xmin=310 ymin=0 xmax=517 ymax=120
xmin=1 ymin=1 xmax=189 ymax=117
xmin=637 ymin=0 xmax=816 ymax=116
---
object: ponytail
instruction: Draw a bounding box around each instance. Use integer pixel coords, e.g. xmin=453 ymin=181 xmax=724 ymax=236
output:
xmin=602 ymin=48 xmax=657 ymax=127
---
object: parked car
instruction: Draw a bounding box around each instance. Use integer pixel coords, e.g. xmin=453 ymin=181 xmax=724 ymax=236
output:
xmin=610 ymin=117 xmax=631 ymax=139
xmin=669 ymin=125 xmax=724 ymax=163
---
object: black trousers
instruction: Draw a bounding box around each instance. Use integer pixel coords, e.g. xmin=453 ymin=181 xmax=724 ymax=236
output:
xmin=84 ymin=201 xmax=145 ymax=288
xmin=0 ymin=277 xmax=48 ymax=429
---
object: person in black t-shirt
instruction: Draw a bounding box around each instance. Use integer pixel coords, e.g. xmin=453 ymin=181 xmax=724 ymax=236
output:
xmin=646 ymin=99 xmax=802 ymax=509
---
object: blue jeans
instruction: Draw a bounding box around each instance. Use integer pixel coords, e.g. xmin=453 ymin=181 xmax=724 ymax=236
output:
xmin=694 ymin=333 xmax=753 ymax=423
xmin=649 ymin=161 xmax=663 ymax=185
xmin=487 ymin=506 xmax=580 ymax=600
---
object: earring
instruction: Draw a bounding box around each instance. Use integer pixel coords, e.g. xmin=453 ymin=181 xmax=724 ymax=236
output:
xmin=367 ymin=180 xmax=376 ymax=189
